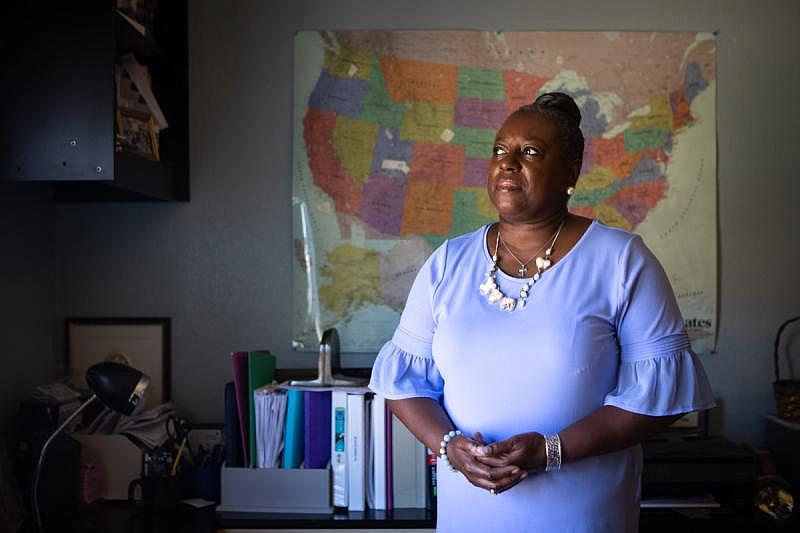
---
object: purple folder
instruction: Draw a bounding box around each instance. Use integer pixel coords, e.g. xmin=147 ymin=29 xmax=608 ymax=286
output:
xmin=231 ymin=352 xmax=249 ymax=466
xmin=304 ymin=391 xmax=332 ymax=469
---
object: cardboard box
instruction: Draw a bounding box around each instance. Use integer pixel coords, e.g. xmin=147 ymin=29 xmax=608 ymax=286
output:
xmin=72 ymin=434 xmax=142 ymax=500
xmin=218 ymin=465 xmax=331 ymax=513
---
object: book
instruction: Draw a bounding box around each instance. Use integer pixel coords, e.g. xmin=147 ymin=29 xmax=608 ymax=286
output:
xmin=230 ymin=352 xmax=250 ymax=466
xmin=224 ymin=381 xmax=243 ymax=467
xmin=392 ymin=414 xmax=427 ymax=508
xmin=385 ymin=401 xmax=393 ymax=510
xmin=368 ymin=394 xmax=388 ymax=510
xmin=304 ymin=391 xmax=331 ymax=469
xmin=247 ymin=351 xmax=276 ymax=467
xmin=347 ymin=393 xmax=366 ymax=511
xmin=426 ymin=449 xmax=437 ymax=511
xmin=282 ymin=389 xmax=304 ymax=469
xmin=366 ymin=397 xmax=374 ymax=508
xmin=331 ymin=390 xmax=348 ymax=507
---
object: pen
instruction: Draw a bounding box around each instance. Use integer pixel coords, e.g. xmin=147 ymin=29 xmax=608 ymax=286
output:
xmin=211 ymin=444 xmax=222 ymax=465
xmin=170 ymin=437 xmax=187 ymax=476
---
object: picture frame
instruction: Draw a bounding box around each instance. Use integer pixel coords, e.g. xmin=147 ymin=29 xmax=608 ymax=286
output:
xmin=115 ymin=107 xmax=160 ymax=161
xmin=66 ymin=318 xmax=170 ymax=411
xmin=666 ymin=409 xmax=709 ymax=437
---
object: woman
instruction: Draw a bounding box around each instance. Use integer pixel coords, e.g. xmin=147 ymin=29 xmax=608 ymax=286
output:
xmin=369 ymin=92 xmax=715 ymax=532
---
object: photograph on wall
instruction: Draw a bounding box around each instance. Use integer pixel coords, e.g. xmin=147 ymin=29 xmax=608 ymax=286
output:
xmin=116 ymin=108 xmax=160 ymax=161
xmin=293 ymin=31 xmax=717 ymax=353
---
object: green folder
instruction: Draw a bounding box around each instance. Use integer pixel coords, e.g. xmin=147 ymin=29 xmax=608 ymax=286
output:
xmin=248 ymin=350 xmax=276 ymax=467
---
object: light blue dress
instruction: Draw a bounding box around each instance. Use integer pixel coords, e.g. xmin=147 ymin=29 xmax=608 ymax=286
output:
xmin=369 ymin=220 xmax=715 ymax=533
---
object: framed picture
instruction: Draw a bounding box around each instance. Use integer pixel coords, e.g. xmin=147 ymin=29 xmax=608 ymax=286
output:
xmin=116 ymin=108 xmax=160 ymax=161
xmin=66 ymin=318 xmax=170 ymax=411
xmin=666 ymin=409 xmax=709 ymax=437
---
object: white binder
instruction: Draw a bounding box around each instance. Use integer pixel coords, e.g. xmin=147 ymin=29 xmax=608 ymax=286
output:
xmin=368 ymin=394 xmax=387 ymax=510
xmin=392 ymin=413 xmax=427 ymax=508
xmin=331 ymin=390 xmax=348 ymax=507
xmin=346 ymin=392 xmax=366 ymax=511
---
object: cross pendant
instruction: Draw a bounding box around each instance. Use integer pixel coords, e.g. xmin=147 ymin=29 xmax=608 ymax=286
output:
xmin=517 ymin=266 xmax=527 ymax=276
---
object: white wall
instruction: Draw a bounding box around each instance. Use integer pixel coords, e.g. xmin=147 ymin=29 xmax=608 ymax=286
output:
xmin=47 ymin=0 xmax=800 ymax=445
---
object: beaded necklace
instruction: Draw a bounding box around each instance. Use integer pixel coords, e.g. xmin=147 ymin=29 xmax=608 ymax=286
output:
xmin=479 ymin=220 xmax=565 ymax=312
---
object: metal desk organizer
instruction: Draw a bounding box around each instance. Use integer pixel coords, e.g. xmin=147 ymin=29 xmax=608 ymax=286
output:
xmin=218 ymin=328 xmax=364 ymax=514
xmin=290 ymin=328 xmax=367 ymax=388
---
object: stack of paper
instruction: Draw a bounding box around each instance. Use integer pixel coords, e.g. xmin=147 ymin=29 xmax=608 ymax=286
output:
xmin=254 ymin=388 xmax=287 ymax=468
xmin=115 ymin=402 xmax=175 ymax=449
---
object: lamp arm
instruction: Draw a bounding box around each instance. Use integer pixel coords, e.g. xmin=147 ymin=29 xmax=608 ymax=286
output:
xmin=32 ymin=393 xmax=97 ymax=533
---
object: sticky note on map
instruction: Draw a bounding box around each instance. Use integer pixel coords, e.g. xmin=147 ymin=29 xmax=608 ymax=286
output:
xmin=381 ymin=160 xmax=410 ymax=174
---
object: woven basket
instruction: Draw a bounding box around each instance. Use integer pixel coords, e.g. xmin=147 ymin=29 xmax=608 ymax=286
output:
xmin=773 ymin=315 xmax=800 ymax=421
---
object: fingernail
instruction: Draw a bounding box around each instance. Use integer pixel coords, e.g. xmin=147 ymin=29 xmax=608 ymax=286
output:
xmin=511 ymin=468 xmax=520 ymax=475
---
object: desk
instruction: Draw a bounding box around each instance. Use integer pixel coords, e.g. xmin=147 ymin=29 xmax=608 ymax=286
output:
xmin=218 ymin=508 xmax=433 ymax=531
xmin=72 ymin=504 xmax=433 ymax=532
xmin=72 ymin=501 xmax=217 ymax=533
xmin=764 ymin=413 xmax=800 ymax=488
xmin=71 ymin=503 xmax=775 ymax=533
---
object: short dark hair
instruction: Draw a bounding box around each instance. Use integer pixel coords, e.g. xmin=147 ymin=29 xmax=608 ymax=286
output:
xmin=516 ymin=92 xmax=584 ymax=170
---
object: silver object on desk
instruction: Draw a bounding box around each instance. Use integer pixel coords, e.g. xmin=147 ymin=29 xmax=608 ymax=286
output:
xmin=289 ymin=328 xmax=367 ymax=387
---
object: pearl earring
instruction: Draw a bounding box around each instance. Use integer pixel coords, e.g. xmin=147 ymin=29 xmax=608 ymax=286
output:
xmin=566 ymin=186 xmax=575 ymax=196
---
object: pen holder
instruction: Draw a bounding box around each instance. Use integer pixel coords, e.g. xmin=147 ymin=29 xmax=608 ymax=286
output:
xmin=128 ymin=476 xmax=180 ymax=510
xmin=194 ymin=465 xmax=221 ymax=502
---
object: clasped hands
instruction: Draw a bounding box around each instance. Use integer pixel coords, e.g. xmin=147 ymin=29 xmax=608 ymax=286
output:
xmin=445 ymin=431 xmax=546 ymax=494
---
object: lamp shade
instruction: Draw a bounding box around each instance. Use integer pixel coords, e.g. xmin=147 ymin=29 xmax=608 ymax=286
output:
xmin=86 ymin=362 xmax=150 ymax=416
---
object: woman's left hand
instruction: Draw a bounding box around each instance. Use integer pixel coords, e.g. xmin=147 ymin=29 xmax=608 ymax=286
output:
xmin=473 ymin=432 xmax=547 ymax=473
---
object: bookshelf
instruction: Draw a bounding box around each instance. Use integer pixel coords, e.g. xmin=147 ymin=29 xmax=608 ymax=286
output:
xmin=0 ymin=0 xmax=189 ymax=202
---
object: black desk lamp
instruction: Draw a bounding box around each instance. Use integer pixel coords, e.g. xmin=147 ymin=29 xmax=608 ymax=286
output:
xmin=32 ymin=362 xmax=149 ymax=532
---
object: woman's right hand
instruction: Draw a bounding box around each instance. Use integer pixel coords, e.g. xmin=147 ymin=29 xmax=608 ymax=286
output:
xmin=384 ymin=398 xmax=527 ymax=494
xmin=446 ymin=432 xmax=528 ymax=494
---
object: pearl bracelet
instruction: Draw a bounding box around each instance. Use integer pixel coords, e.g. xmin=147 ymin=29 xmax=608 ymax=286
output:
xmin=544 ymin=433 xmax=562 ymax=472
xmin=438 ymin=429 xmax=461 ymax=472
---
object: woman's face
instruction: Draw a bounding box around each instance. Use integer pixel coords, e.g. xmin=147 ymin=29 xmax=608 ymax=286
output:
xmin=487 ymin=111 xmax=578 ymax=223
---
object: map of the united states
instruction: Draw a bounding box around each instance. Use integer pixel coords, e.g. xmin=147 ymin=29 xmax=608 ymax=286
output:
xmin=293 ymin=31 xmax=717 ymax=353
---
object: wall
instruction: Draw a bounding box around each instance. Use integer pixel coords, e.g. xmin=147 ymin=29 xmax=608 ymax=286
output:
xmin=48 ymin=0 xmax=800 ymax=445
xmin=0 ymin=181 xmax=56 ymax=435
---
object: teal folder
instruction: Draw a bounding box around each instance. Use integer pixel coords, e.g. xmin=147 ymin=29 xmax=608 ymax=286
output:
xmin=282 ymin=389 xmax=305 ymax=468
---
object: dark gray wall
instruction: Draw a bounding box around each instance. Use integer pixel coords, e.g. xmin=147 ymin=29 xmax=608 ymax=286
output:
xmin=0 ymin=181 xmax=56 ymax=435
xmin=21 ymin=0 xmax=795 ymax=445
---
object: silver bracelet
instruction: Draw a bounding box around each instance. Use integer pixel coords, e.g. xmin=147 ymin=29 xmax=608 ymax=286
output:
xmin=544 ymin=433 xmax=562 ymax=472
xmin=438 ymin=429 xmax=461 ymax=472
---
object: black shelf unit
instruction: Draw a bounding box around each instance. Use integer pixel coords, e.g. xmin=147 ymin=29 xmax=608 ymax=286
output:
xmin=1 ymin=0 xmax=189 ymax=202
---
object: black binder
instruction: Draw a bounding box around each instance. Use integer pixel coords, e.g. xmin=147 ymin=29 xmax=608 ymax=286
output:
xmin=224 ymin=381 xmax=243 ymax=468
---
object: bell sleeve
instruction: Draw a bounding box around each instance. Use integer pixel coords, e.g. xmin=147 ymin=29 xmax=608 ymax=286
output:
xmin=603 ymin=235 xmax=715 ymax=416
xmin=369 ymin=243 xmax=446 ymax=401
